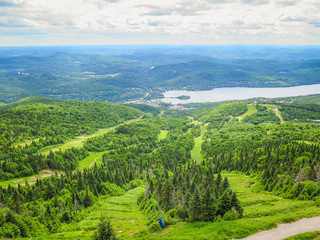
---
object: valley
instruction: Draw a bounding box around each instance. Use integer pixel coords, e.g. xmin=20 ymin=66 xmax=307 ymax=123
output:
xmin=1 ymin=97 xmax=320 ymax=239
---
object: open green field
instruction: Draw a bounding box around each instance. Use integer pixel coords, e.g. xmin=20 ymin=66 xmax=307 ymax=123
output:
xmin=37 ymin=187 xmax=148 ymax=240
xmin=77 ymin=151 xmax=108 ymax=171
xmin=0 ymin=169 xmax=60 ymax=187
xmin=0 ymin=152 xmax=106 ymax=187
xmin=190 ymin=125 xmax=207 ymax=162
xmin=34 ymin=118 xmax=140 ymax=155
xmin=237 ymin=104 xmax=257 ymax=119
xmin=284 ymin=231 xmax=320 ymax=240
xmin=40 ymin=172 xmax=320 ymax=240
xmin=265 ymin=104 xmax=277 ymax=110
xmin=12 ymin=138 xmax=40 ymax=148
xmin=145 ymin=173 xmax=320 ymax=240
xmin=0 ymin=118 xmax=141 ymax=187
xmin=158 ymin=130 xmax=169 ymax=141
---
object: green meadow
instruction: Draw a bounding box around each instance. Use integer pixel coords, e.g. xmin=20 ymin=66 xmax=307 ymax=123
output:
xmin=237 ymin=104 xmax=257 ymax=119
xmin=190 ymin=125 xmax=207 ymax=163
xmin=40 ymin=172 xmax=320 ymax=240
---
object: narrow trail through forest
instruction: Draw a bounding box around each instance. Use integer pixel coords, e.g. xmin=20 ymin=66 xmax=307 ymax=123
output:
xmin=241 ymin=216 xmax=320 ymax=240
xmin=274 ymin=108 xmax=285 ymax=124
xmin=1 ymin=118 xmax=141 ymax=187
xmin=89 ymin=153 xmax=103 ymax=168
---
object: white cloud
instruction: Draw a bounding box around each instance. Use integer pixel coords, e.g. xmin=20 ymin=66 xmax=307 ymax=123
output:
xmin=0 ymin=0 xmax=319 ymax=45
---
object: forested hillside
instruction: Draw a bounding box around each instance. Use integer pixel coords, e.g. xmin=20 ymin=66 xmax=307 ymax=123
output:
xmin=0 ymin=100 xmax=142 ymax=179
xmin=1 ymin=46 xmax=320 ymax=103
xmin=0 ymin=98 xmax=320 ymax=239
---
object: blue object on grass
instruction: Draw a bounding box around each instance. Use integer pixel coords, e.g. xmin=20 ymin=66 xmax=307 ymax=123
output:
xmin=157 ymin=217 xmax=164 ymax=227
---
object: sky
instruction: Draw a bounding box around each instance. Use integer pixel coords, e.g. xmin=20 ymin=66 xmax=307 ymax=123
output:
xmin=0 ymin=0 xmax=319 ymax=46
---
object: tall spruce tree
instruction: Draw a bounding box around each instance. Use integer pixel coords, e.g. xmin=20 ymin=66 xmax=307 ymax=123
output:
xmin=217 ymin=190 xmax=232 ymax=216
xmin=201 ymin=186 xmax=218 ymax=222
xmin=231 ymin=192 xmax=243 ymax=217
xmin=189 ymin=187 xmax=202 ymax=222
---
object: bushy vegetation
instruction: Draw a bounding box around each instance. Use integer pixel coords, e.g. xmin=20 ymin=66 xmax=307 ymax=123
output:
xmin=0 ymin=100 xmax=142 ymax=179
xmin=1 ymin=98 xmax=320 ymax=239
xmin=1 ymin=46 xmax=320 ymax=103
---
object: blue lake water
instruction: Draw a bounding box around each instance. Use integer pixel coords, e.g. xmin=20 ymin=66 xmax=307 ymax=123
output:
xmin=161 ymin=84 xmax=320 ymax=104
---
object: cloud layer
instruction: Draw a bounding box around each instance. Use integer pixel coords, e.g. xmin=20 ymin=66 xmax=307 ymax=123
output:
xmin=0 ymin=0 xmax=319 ymax=45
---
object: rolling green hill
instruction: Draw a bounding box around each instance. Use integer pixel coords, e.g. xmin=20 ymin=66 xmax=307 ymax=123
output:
xmin=0 ymin=99 xmax=320 ymax=239
xmin=1 ymin=46 xmax=320 ymax=103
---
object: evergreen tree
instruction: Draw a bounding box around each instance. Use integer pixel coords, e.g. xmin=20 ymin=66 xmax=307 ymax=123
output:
xmin=217 ymin=190 xmax=231 ymax=216
xmin=231 ymin=192 xmax=243 ymax=217
xmin=201 ymin=186 xmax=218 ymax=222
xmin=92 ymin=215 xmax=117 ymax=240
xmin=189 ymin=187 xmax=202 ymax=222
xmin=83 ymin=189 xmax=93 ymax=207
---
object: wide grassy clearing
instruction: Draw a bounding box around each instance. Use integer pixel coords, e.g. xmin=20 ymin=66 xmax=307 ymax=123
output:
xmin=0 ymin=118 xmax=140 ymax=187
xmin=77 ymin=151 xmax=108 ymax=171
xmin=12 ymin=138 xmax=40 ymax=148
xmin=36 ymin=187 xmax=148 ymax=240
xmin=39 ymin=118 xmax=140 ymax=155
xmin=237 ymin=104 xmax=257 ymax=119
xmin=0 ymin=150 xmax=105 ymax=187
xmin=284 ymin=231 xmax=320 ymax=240
xmin=0 ymin=170 xmax=60 ymax=187
xmin=146 ymin=173 xmax=320 ymax=240
xmin=41 ymin=172 xmax=320 ymax=240
xmin=158 ymin=130 xmax=169 ymax=141
xmin=190 ymin=125 xmax=207 ymax=163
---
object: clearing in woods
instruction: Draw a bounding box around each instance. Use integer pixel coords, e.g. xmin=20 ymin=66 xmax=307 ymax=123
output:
xmin=143 ymin=172 xmax=320 ymax=240
xmin=190 ymin=124 xmax=207 ymax=162
xmin=39 ymin=187 xmax=148 ymax=240
xmin=1 ymin=118 xmax=140 ymax=187
xmin=30 ymin=173 xmax=320 ymax=239
xmin=38 ymin=118 xmax=140 ymax=155
xmin=158 ymin=130 xmax=169 ymax=141
xmin=237 ymin=104 xmax=257 ymax=120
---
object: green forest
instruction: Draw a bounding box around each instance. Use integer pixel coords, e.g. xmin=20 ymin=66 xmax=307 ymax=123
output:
xmin=0 ymin=97 xmax=320 ymax=239
xmin=1 ymin=46 xmax=320 ymax=103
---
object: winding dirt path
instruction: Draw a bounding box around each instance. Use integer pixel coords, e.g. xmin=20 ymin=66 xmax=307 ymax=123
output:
xmin=241 ymin=216 xmax=320 ymax=240
xmin=89 ymin=153 xmax=104 ymax=168
xmin=273 ymin=108 xmax=285 ymax=124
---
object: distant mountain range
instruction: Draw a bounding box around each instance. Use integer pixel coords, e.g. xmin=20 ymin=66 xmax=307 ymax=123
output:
xmin=0 ymin=45 xmax=320 ymax=103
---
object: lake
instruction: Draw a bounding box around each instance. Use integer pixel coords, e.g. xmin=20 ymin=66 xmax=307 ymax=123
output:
xmin=161 ymin=84 xmax=320 ymax=104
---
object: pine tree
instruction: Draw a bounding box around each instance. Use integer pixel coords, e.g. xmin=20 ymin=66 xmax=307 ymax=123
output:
xmin=220 ymin=177 xmax=230 ymax=193
xmin=92 ymin=215 xmax=117 ymax=240
xmin=83 ymin=189 xmax=93 ymax=207
xmin=201 ymin=186 xmax=218 ymax=222
xmin=216 ymin=172 xmax=222 ymax=189
xmin=231 ymin=192 xmax=243 ymax=217
xmin=189 ymin=186 xmax=202 ymax=222
xmin=217 ymin=190 xmax=231 ymax=216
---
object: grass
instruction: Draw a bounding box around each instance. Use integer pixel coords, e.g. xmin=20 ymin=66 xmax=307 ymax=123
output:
xmin=284 ymin=231 xmax=320 ymax=240
xmin=296 ymin=140 xmax=315 ymax=145
xmin=237 ymin=104 xmax=257 ymax=119
xmin=145 ymin=172 xmax=320 ymax=240
xmin=38 ymin=118 xmax=140 ymax=155
xmin=264 ymin=104 xmax=277 ymax=110
xmin=0 ymin=170 xmax=60 ymax=188
xmin=190 ymin=125 xmax=207 ymax=162
xmin=12 ymin=138 xmax=40 ymax=148
xmin=30 ymin=172 xmax=320 ymax=240
xmin=1 ymin=118 xmax=140 ymax=187
xmin=158 ymin=130 xmax=169 ymax=141
xmin=38 ymin=187 xmax=148 ymax=240
xmin=77 ymin=151 xmax=108 ymax=171
xmin=264 ymin=104 xmax=285 ymax=124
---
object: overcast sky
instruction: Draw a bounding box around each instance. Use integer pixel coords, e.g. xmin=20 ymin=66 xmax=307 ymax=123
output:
xmin=0 ymin=0 xmax=319 ymax=46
